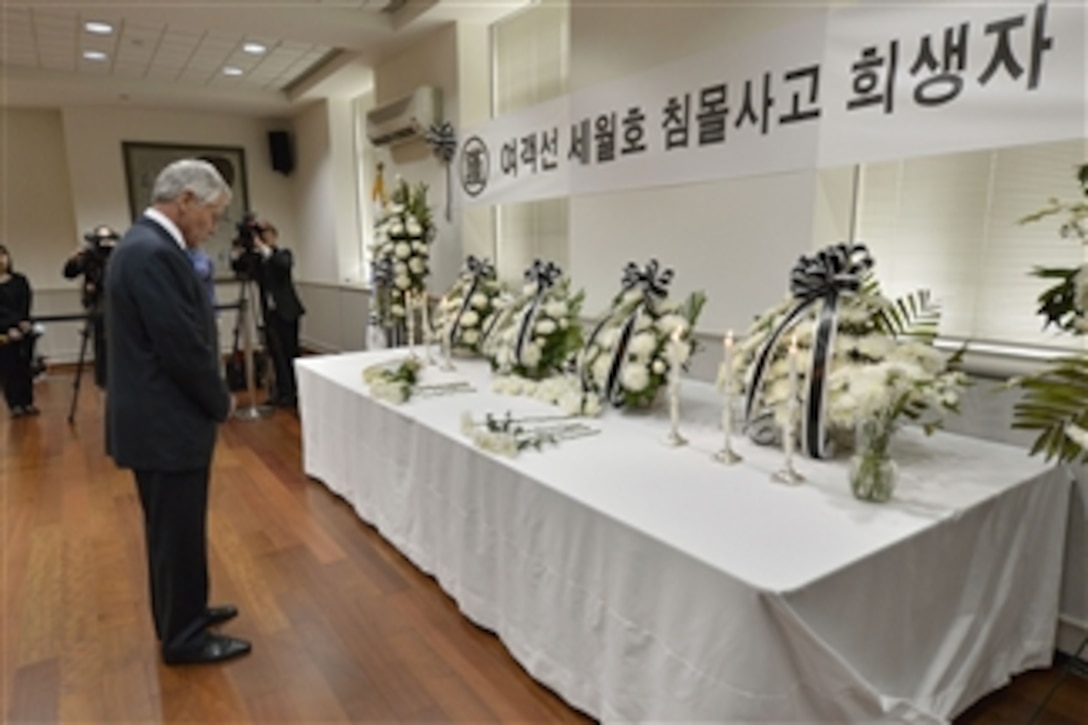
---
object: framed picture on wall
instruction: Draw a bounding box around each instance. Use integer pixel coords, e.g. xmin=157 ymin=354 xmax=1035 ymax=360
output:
xmin=121 ymin=142 xmax=250 ymax=267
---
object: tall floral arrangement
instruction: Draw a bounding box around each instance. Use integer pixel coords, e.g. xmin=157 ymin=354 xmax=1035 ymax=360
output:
xmin=734 ymin=243 xmax=966 ymax=459
xmin=371 ymin=178 xmax=434 ymax=327
xmin=1010 ymin=162 xmax=1088 ymax=462
xmin=579 ymin=260 xmax=706 ymax=409
xmin=483 ymin=260 xmax=585 ymax=380
xmin=434 ymin=255 xmax=504 ymax=356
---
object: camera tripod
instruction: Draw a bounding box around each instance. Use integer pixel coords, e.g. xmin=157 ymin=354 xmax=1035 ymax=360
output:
xmin=67 ymin=310 xmax=99 ymax=425
xmin=231 ymin=277 xmax=275 ymax=420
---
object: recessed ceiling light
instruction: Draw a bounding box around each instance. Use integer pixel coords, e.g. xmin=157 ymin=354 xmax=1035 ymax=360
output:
xmin=83 ymin=50 xmax=109 ymax=61
xmin=84 ymin=21 xmax=114 ymax=35
xmin=223 ymin=66 xmax=244 ymax=76
xmin=242 ymin=42 xmax=267 ymax=55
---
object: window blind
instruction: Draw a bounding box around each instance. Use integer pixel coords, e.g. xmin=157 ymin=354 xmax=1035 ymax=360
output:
xmin=491 ymin=0 xmax=570 ymax=286
xmin=855 ymin=138 xmax=1088 ymax=351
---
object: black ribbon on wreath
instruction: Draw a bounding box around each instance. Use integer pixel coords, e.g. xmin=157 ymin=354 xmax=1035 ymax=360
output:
xmin=742 ymin=242 xmax=873 ymax=459
xmin=579 ymin=259 xmax=674 ymax=406
xmin=512 ymin=260 xmax=562 ymax=368
xmin=424 ymin=121 xmax=457 ymax=222
xmin=449 ymin=255 xmax=496 ymax=346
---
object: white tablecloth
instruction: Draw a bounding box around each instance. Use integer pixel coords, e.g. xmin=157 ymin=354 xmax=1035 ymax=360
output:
xmin=297 ymin=350 xmax=1072 ymax=723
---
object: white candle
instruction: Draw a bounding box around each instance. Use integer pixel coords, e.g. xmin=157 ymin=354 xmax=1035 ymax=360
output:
xmin=420 ymin=289 xmax=430 ymax=341
xmin=668 ymin=325 xmax=684 ymax=430
xmin=406 ymin=291 xmax=416 ymax=355
xmin=722 ymin=330 xmax=735 ymax=439
xmin=440 ymin=297 xmax=454 ymax=369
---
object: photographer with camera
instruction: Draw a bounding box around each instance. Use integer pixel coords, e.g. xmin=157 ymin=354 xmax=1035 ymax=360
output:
xmin=0 ymin=244 xmax=38 ymax=417
xmin=230 ymin=216 xmax=305 ymax=407
xmin=64 ymin=224 xmax=118 ymax=388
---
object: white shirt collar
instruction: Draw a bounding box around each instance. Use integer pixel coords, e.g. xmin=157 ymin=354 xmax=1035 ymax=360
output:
xmin=143 ymin=207 xmax=186 ymax=251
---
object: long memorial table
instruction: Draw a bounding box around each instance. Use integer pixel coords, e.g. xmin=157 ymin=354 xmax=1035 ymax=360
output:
xmin=297 ymin=350 xmax=1072 ymax=723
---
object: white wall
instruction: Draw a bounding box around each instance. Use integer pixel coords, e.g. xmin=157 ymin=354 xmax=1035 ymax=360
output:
xmin=373 ymin=22 xmax=463 ymax=294
xmin=59 ymin=105 xmax=298 ymax=272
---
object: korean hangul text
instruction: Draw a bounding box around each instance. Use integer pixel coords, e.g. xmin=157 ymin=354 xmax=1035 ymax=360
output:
xmin=520 ymin=133 xmax=538 ymax=174
xmin=569 ymin=118 xmax=591 ymax=165
xmin=978 ymin=1 xmax=1053 ymax=90
xmin=500 ymin=139 xmax=518 ymax=177
xmin=734 ymin=72 xmax=774 ymax=134
xmin=621 ymin=106 xmax=648 ymax=155
xmin=847 ymin=41 xmax=899 ymax=114
xmin=540 ymin=127 xmax=559 ymax=171
xmin=909 ymin=23 xmax=968 ymax=106
xmin=595 ymin=112 xmax=617 ymax=163
xmin=779 ymin=64 xmax=821 ymax=124
xmin=662 ymin=93 xmax=691 ymax=150
xmin=696 ymin=83 xmax=729 ymax=145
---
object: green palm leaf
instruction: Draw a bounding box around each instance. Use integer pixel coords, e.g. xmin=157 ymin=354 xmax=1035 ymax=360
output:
xmin=1012 ymin=356 xmax=1088 ymax=463
xmin=872 ymin=288 xmax=941 ymax=343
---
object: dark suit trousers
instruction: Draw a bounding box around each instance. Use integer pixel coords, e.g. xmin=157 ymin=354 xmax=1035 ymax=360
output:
xmin=134 ymin=467 xmax=211 ymax=655
xmin=265 ymin=309 xmax=300 ymax=399
xmin=0 ymin=338 xmax=34 ymax=409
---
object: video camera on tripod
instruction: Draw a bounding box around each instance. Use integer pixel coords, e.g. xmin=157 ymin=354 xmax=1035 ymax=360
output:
xmin=73 ymin=225 xmax=119 ymax=309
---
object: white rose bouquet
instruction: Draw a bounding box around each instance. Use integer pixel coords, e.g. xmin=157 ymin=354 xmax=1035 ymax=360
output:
xmin=734 ymin=242 xmax=966 ymax=459
xmin=434 ymin=255 xmax=504 ymax=356
xmin=483 ymin=260 xmax=585 ymax=381
xmin=371 ymin=178 xmax=434 ymax=327
xmin=579 ymin=259 xmax=706 ymax=409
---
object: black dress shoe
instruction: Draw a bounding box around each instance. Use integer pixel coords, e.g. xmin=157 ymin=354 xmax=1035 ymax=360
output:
xmin=206 ymin=604 xmax=239 ymax=627
xmin=163 ymin=633 xmax=251 ymax=665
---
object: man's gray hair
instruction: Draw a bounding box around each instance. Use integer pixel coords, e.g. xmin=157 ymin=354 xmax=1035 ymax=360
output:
xmin=151 ymin=159 xmax=232 ymax=206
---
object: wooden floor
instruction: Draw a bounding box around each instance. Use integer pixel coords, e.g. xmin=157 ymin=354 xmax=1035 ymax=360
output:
xmin=2 ymin=371 xmax=1086 ymax=723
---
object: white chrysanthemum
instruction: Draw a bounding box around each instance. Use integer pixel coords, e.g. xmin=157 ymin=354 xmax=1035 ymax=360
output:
xmin=634 ymin=313 xmax=653 ymax=332
xmin=390 ymin=304 xmax=405 ymax=317
xmin=623 ymin=288 xmax=644 ymax=305
xmin=460 ymin=310 xmax=479 ymax=328
xmin=406 ymin=219 xmax=422 ymax=237
xmin=408 ymin=257 xmax=425 ymax=274
xmin=656 ymin=314 xmax=686 ymax=335
xmin=523 ymin=283 xmax=538 ymax=296
xmin=855 ymin=334 xmax=896 ymax=360
xmin=621 ymin=363 xmax=650 ymax=392
xmin=394 ymin=261 xmax=408 ymax=276
xmin=521 ymin=343 xmax=542 ymax=368
xmin=394 ymin=276 xmax=410 ymax=290
xmin=462 ymin=329 xmax=479 ymax=345
xmin=558 ymin=391 xmax=583 ymax=416
xmin=628 ymin=332 xmax=657 ymax=358
xmin=391 ymin=222 xmax=405 ymax=236
xmin=599 ymin=327 xmax=619 ymax=349
xmin=471 ymin=292 xmax=489 ymax=309
xmin=544 ymin=300 xmax=567 ymax=318
xmin=559 ymin=318 xmax=569 ymax=330
xmin=592 ymin=354 xmax=612 ymax=384
xmin=582 ymin=393 xmax=602 ymax=417
xmin=651 ymin=359 xmax=667 ymax=375
xmin=536 ymin=318 xmax=557 ymax=335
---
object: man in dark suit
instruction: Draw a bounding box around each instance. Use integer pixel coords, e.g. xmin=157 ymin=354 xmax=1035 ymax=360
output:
xmin=105 ymin=158 xmax=251 ymax=665
xmin=231 ymin=221 xmax=305 ymax=407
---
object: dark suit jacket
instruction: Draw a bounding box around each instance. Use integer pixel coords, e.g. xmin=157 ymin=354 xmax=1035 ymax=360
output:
xmin=246 ymin=248 xmax=305 ymax=321
xmin=104 ymin=216 xmax=230 ymax=471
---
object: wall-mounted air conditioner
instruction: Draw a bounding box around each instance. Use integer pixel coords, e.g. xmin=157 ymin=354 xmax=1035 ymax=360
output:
xmin=366 ymin=86 xmax=440 ymax=147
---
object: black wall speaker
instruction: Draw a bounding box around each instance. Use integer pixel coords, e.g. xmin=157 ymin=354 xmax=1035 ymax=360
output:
xmin=268 ymin=130 xmax=295 ymax=175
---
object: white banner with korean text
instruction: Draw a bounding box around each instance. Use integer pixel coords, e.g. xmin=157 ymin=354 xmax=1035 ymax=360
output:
xmin=457 ymin=0 xmax=1086 ymax=206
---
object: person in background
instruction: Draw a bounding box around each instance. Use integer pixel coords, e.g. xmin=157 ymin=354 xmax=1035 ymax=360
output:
xmin=105 ymin=158 xmax=250 ymax=666
xmin=63 ymin=225 xmax=118 ymax=388
xmin=230 ymin=220 xmax=305 ymax=407
xmin=0 ymin=244 xmax=37 ymax=417
xmin=187 ymin=245 xmax=217 ymax=309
